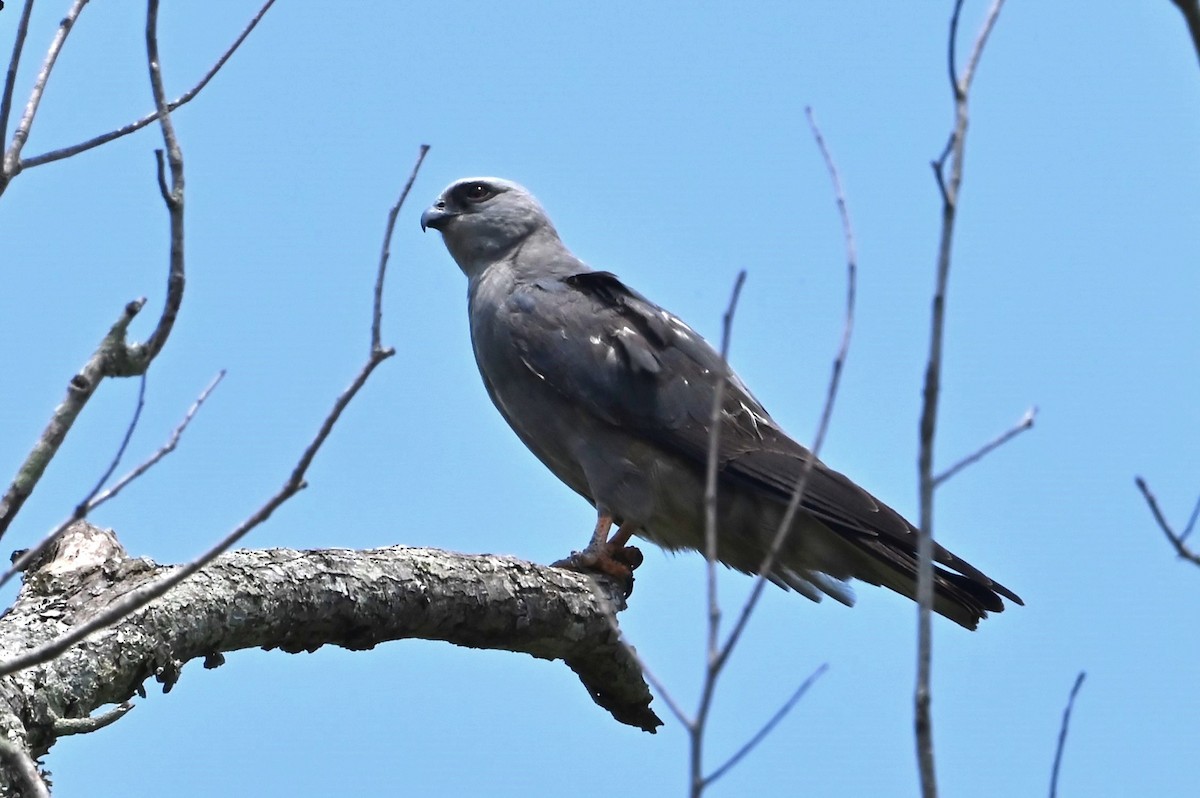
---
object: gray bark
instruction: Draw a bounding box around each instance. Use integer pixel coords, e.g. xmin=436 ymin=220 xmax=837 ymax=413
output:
xmin=0 ymin=522 xmax=660 ymax=793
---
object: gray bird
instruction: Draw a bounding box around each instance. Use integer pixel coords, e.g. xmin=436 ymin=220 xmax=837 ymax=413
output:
xmin=421 ymin=177 xmax=1022 ymax=629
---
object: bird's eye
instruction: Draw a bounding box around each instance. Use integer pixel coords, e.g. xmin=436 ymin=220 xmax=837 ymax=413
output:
xmin=462 ymin=183 xmax=495 ymax=203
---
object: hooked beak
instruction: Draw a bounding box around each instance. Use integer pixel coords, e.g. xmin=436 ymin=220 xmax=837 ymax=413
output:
xmin=420 ymin=203 xmax=453 ymax=232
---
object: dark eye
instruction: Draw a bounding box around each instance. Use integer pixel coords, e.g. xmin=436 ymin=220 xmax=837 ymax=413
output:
xmin=462 ymin=182 xmax=495 ymax=203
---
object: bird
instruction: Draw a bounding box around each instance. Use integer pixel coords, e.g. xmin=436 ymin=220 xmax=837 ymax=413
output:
xmin=420 ymin=176 xmax=1022 ymax=629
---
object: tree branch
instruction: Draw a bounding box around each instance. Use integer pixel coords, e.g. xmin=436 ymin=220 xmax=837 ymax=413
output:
xmin=917 ymin=3 xmax=1006 ymax=796
xmin=1 ymin=0 xmax=89 ymax=186
xmin=687 ymin=106 xmax=856 ymax=797
xmin=0 ymin=0 xmax=36 ymax=156
xmin=0 ymin=0 xmax=191 ymax=545
xmin=52 ymin=703 xmax=134 ymax=737
xmin=0 ymin=522 xmax=659 ymax=762
xmin=0 ymin=738 xmax=48 ymax=798
xmin=1135 ymin=477 xmax=1200 ymax=566
xmin=18 ymin=0 xmax=277 ymax=171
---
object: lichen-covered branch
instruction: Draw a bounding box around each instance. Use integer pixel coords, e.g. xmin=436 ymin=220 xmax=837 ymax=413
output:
xmin=0 ymin=522 xmax=660 ymax=780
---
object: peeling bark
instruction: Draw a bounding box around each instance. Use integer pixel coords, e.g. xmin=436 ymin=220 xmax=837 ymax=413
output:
xmin=0 ymin=522 xmax=660 ymax=792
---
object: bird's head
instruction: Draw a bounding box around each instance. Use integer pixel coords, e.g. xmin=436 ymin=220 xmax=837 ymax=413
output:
xmin=421 ymin=177 xmax=559 ymax=278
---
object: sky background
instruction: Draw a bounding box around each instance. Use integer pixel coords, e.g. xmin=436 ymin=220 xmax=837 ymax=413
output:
xmin=1 ymin=2 xmax=1198 ymax=796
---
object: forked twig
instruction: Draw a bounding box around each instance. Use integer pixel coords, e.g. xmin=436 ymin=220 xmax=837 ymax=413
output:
xmin=1135 ymin=477 xmax=1200 ymax=566
xmin=1 ymin=0 xmax=89 ymax=182
xmin=20 ymin=0 xmax=277 ymax=170
xmin=0 ymin=372 xmax=224 ymax=591
xmin=687 ymin=107 xmax=855 ymax=797
xmin=0 ymin=0 xmax=37 ymax=153
xmin=715 ymin=106 xmax=856 ymax=673
xmin=916 ymin=3 xmax=1007 ymax=797
xmin=0 ymin=47 xmax=427 ymax=674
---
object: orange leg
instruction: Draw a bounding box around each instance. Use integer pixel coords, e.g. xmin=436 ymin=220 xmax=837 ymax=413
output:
xmin=552 ymin=513 xmax=643 ymax=597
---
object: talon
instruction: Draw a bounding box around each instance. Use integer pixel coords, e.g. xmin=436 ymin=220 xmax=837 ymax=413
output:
xmin=552 ymin=541 xmax=641 ymax=597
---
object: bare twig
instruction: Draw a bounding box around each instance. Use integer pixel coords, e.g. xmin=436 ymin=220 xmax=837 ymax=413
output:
xmin=0 ymin=0 xmax=36 ymax=153
xmin=53 ymin=702 xmax=134 ymax=737
xmin=717 ymin=106 xmax=857 ymax=666
xmin=0 ymin=299 xmax=146 ymax=542
xmin=374 ymin=144 xmax=430 ymax=350
xmin=140 ymin=0 xmax=186 ymax=367
xmin=0 ymin=0 xmax=194 ymax=543
xmin=933 ymin=406 xmax=1035 ymax=487
xmin=0 ymin=738 xmax=49 ymax=798
xmin=20 ymin=0 xmax=277 ymax=171
xmin=1181 ymin=492 xmax=1200 ymax=543
xmin=89 ymin=371 xmax=224 ymax=508
xmin=1170 ymin=0 xmax=1200 ymax=71
xmin=0 ymin=372 xmax=224 ymax=590
xmin=599 ymin=600 xmax=692 ymax=729
xmin=0 ymin=357 xmax=390 ymax=680
xmin=703 ymin=663 xmax=828 ymax=789
xmin=0 ymin=138 xmax=428 ymax=678
xmin=1049 ymin=671 xmax=1086 ymax=798
xmin=917 ymin=3 xmax=1006 ymax=796
xmin=688 ymin=107 xmax=857 ymax=797
xmin=1 ymin=0 xmax=89 ymax=183
xmin=81 ymin=374 xmax=147 ymax=509
xmin=1135 ymin=477 xmax=1200 ymax=566
xmin=690 ymin=268 xmax=747 ymax=794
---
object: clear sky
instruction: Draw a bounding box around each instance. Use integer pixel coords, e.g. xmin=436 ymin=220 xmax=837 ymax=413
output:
xmin=2 ymin=2 xmax=1198 ymax=796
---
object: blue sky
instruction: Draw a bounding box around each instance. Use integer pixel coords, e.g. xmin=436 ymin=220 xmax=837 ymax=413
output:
xmin=2 ymin=2 xmax=1198 ymax=796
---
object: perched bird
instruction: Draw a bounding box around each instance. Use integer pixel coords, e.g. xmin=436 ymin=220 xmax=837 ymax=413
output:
xmin=421 ymin=177 xmax=1022 ymax=629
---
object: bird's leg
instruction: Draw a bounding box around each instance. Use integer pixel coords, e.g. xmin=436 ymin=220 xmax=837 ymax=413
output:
xmin=552 ymin=513 xmax=643 ymax=597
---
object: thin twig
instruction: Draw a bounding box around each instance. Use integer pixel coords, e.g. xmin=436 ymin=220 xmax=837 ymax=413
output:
xmin=88 ymin=371 xmax=224 ymax=508
xmin=933 ymin=406 xmax=1035 ymax=487
xmin=20 ymin=0 xmax=277 ymax=170
xmin=80 ymin=374 xmax=146 ymax=510
xmin=688 ymin=108 xmax=857 ymax=797
xmin=703 ymin=663 xmax=828 ymax=789
xmin=138 ymin=0 xmax=186 ymax=367
xmin=374 ymin=144 xmax=430 ymax=351
xmin=0 ymin=353 xmax=391 ymax=680
xmin=0 ymin=143 xmax=428 ymax=678
xmin=916 ymin=5 xmax=1006 ymax=797
xmin=1 ymin=0 xmax=89 ymax=181
xmin=1135 ymin=477 xmax=1200 ymax=566
xmin=597 ymin=599 xmax=692 ymax=729
xmin=1180 ymin=491 xmax=1200 ymax=543
xmin=716 ymin=106 xmax=857 ymax=668
xmin=0 ymin=0 xmax=37 ymax=159
xmin=53 ymin=702 xmax=134 ymax=736
xmin=0 ymin=372 xmax=224 ymax=590
xmin=0 ymin=738 xmax=49 ymax=798
xmin=690 ymin=269 xmax=746 ymax=796
xmin=1049 ymin=671 xmax=1086 ymax=798
xmin=704 ymin=271 xmax=748 ymax=651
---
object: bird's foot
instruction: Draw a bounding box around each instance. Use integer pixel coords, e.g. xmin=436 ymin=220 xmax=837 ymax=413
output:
xmin=552 ymin=543 xmax=644 ymax=598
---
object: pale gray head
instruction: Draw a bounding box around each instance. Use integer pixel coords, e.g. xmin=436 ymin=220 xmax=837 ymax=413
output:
xmin=420 ymin=177 xmax=560 ymax=278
